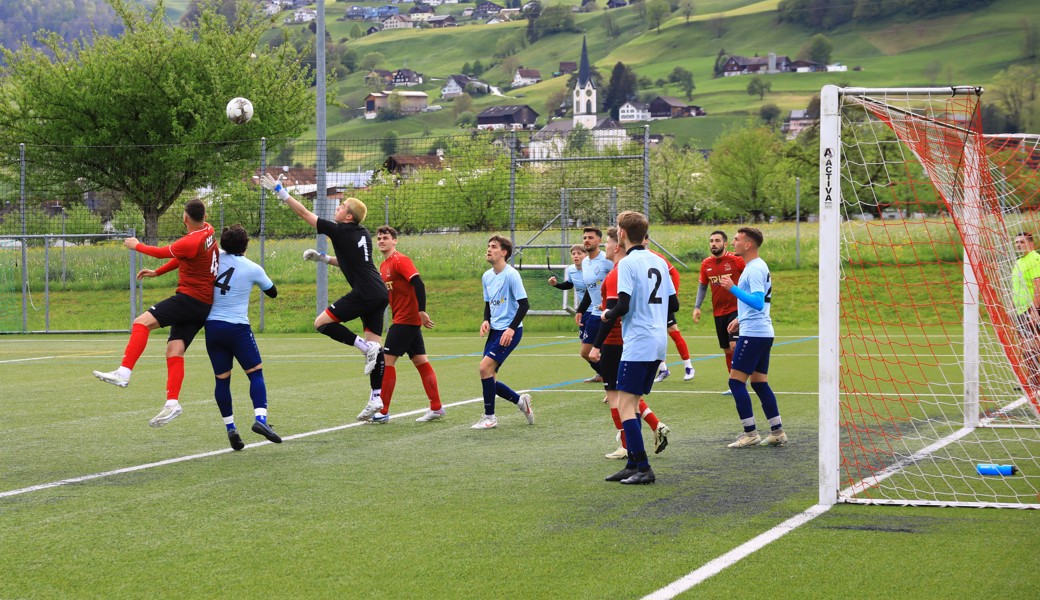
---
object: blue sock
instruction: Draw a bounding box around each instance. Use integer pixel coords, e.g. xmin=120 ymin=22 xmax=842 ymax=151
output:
xmin=481 ymin=377 xmax=496 ymax=415
xmin=495 ymin=380 xmax=520 ymax=404
xmin=750 ymin=381 xmax=781 ymax=429
xmin=215 ymin=376 xmax=233 ymax=423
xmin=247 ymin=369 xmax=268 ymax=418
xmin=729 ymin=378 xmax=757 ymax=432
xmin=621 ymin=418 xmax=649 ymax=469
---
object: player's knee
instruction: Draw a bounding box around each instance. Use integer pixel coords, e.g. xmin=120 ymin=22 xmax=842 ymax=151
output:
xmin=315 ymin=322 xmax=329 ymax=334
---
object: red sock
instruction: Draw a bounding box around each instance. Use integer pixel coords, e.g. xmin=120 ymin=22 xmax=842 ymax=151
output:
xmin=638 ymin=398 xmax=660 ymax=431
xmin=380 ymin=365 xmax=397 ymax=414
xmin=121 ymin=323 xmax=150 ymax=370
xmin=610 ymin=407 xmax=626 ymax=448
xmin=166 ymin=356 xmax=184 ymax=401
xmin=417 ymin=362 xmax=441 ymax=410
xmin=725 ymin=352 xmax=733 ymax=373
xmin=669 ymin=329 xmax=690 ymax=361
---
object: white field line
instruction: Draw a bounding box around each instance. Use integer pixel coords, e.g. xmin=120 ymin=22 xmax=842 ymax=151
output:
xmin=643 ymin=395 xmax=1037 ymax=599
xmin=641 ymin=504 xmax=833 ymax=600
xmin=0 ymin=394 xmax=491 ymax=500
xmin=0 ymin=356 xmax=61 ymax=364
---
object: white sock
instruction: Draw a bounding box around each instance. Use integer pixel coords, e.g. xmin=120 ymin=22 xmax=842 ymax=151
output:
xmin=116 ymin=366 xmax=132 ymax=379
xmin=354 ymin=338 xmax=370 ymax=352
xmin=684 ymin=359 xmax=693 ymax=369
xmin=165 ymin=399 xmax=179 ymax=407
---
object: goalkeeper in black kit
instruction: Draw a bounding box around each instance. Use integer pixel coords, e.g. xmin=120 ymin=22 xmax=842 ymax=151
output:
xmin=261 ymin=173 xmax=389 ymax=420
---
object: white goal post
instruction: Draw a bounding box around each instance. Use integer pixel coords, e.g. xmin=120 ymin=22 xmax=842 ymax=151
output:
xmin=819 ymin=85 xmax=1040 ymax=509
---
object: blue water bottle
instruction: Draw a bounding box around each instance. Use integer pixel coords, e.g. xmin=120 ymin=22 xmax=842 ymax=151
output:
xmin=976 ymin=464 xmax=1017 ymax=476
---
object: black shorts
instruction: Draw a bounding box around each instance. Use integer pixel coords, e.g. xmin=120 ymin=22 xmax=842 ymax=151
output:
xmin=667 ymin=311 xmax=677 ymax=328
xmin=714 ymin=312 xmax=738 ymax=349
xmin=326 ymin=291 xmax=389 ymax=336
xmin=383 ymin=324 xmax=427 ymax=358
xmin=148 ymin=293 xmax=211 ymax=348
xmin=599 ymin=344 xmax=623 ymax=391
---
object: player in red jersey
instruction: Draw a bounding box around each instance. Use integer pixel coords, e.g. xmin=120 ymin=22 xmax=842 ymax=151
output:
xmin=692 ymin=230 xmax=746 ymax=394
xmin=649 ymin=246 xmax=695 ymax=383
xmin=93 ymin=199 xmax=219 ymax=428
xmin=369 ymin=226 xmax=444 ymax=423
xmin=590 ymin=227 xmax=670 ymax=461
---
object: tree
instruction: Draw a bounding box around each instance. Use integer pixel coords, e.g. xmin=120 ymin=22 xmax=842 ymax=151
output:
xmin=647 ymin=0 xmax=671 ymax=33
xmin=602 ymin=11 xmax=620 ymax=39
xmin=649 ymin=138 xmax=711 ymax=222
xmin=341 ymin=47 xmax=359 ymax=73
xmin=679 ymin=0 xmax=695 ymax=25
xmin=705 ymin=125 xmax=785 ymax=222
xmin=350 ymin=23 xmax=363 ymax=40
xmin=361 ymin=51 xmax=385 ymax=71
xmin=992 ymin=64 xmax=1040 ymax=131
xmin=713 ymin=48 xmax=728 ymax=78
xmin=381 ymin=131 xmax=400 ymax=156
xmin=453 ymin=93 xmax=475 ymax=117
xmin=603 ymin=62 xmax=638 ymax=119
xmin=0 ymin=0 xmax=313 ymax=242
xmin=472 ymin=59 xmax=485 ymax=76
xmin=759 ymin=103 xmax=782 ymax=125
xmin=527 ymin=4 xmax=577 ymax=43
xmin=798 ymin=33 xmax=833 ymax=65
xmin=1024 ymin=21 xmax=1039 ymax=62
xmin=545 ymin=87 xmax=569 ymax=117
xmin=747 ymin=75 xmax=771 ymax=100
xmin=668 ymin=66 xmax=695 ymax=100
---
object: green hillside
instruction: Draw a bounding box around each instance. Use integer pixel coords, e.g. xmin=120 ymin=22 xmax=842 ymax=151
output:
xmin=285 ymin=0 xmax=1034 ymax=146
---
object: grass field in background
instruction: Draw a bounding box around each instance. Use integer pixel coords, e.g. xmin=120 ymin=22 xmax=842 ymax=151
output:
xmin=1 ymin=330 xmax=1037 ymax=598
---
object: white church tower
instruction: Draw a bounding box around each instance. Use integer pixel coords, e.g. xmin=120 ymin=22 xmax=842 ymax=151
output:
xmin=572 ymin=36 xmax=598 ymax=130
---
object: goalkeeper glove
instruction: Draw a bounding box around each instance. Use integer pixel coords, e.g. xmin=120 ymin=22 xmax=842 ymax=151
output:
xmin=303 ymin=249 xmax=329 ymax=264
xmin=260 ymin=173 xmax=291 ymax=202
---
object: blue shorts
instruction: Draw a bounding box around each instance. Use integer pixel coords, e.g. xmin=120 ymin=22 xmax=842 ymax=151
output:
xmin=616 ymin=360 xmax=662 ymax=396
xmin=484 ymin=327 xmax=523 ymax=368
xmin=205 ymin=320 xmax=262 ymax=374
xmin=580 ymin=313 xmax=601 ymax=345
xmin=731 ymin=336 xmax=773 ymax=376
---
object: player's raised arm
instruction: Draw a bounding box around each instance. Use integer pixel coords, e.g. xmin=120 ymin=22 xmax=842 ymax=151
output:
xmin=261 ymin=173 xmax=318 ymax=229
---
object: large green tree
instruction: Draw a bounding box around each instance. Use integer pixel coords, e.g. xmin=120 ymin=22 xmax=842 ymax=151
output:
xmin=0 ymin=0 xmax=314 ymax=242
xmin=704 ymin=125 xmax=785 ymax=222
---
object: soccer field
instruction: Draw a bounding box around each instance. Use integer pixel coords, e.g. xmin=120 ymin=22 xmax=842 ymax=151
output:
xmin=1 ymin=332 xmax=1037 ymax=599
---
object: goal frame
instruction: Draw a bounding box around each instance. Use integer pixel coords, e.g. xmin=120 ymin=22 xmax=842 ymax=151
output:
xmin=817 ymin=85 xmax=1040 ymax=509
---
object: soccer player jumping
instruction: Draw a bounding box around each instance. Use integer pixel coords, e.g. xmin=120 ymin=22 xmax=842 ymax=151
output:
xmin=93 ymin=199 xmax=218 ymax=428
xmin=719 ymin=227 xmax=786 ymax=448
xmin=261 ymin=174 xmax=389 ymax=421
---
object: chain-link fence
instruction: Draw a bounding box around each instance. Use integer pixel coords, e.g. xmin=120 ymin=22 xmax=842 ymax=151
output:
xmin=0 ymin=127 xmax=660 ymax=333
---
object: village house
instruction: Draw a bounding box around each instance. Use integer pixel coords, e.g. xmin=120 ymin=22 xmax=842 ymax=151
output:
xmin=648 ymin=96 xmax=705 ymax=119
xmin=393 ymin=68 xmax=424 ymax=87
xmin=476 ymin=105 xmax=540 ymax=131
xmin=473 ymin=1 xmax=503 ymax=19
xmin=782 ymin=109 xmax=816 ymax=139
xmin=512 ymin=67 xmax=542 ymax=88
xmin=722 ymin=52 xmax=792 ymax=76
xmin=364 ymin=91 xmax=429 ymax=119
xmin=383 ymin=153 xmax=445 ymax=179
xmin=427 ymin=15 xmax=457 ymax=27
xmin=618 ymin=101 xmax=651 ymax=123
xmin=382 ymin=14 xmax=413 ymax=29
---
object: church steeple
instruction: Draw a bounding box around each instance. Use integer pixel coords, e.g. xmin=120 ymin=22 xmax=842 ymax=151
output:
xmin=573 ymin=36 xmax=598 ymax=129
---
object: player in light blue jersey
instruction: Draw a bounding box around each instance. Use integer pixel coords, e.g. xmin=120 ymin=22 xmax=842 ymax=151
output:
xmin=473 ymin=235 xmax=535 ymax=430
xmin=574 ymin=227 xmax=614 ymax=383
xmin=204 ymin=225 xmax=281 ymax=450
xmin=601 ymin=212 xmax=678 ymax=485
xmin=719 ymin=226 xmax=786 ymax=448
xmin=548 ymin=244 xmax=590 ymax=372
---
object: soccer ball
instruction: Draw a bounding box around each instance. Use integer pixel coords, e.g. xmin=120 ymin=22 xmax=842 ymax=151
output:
xmin=226 ymin=97 xmax=254 ymax=124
